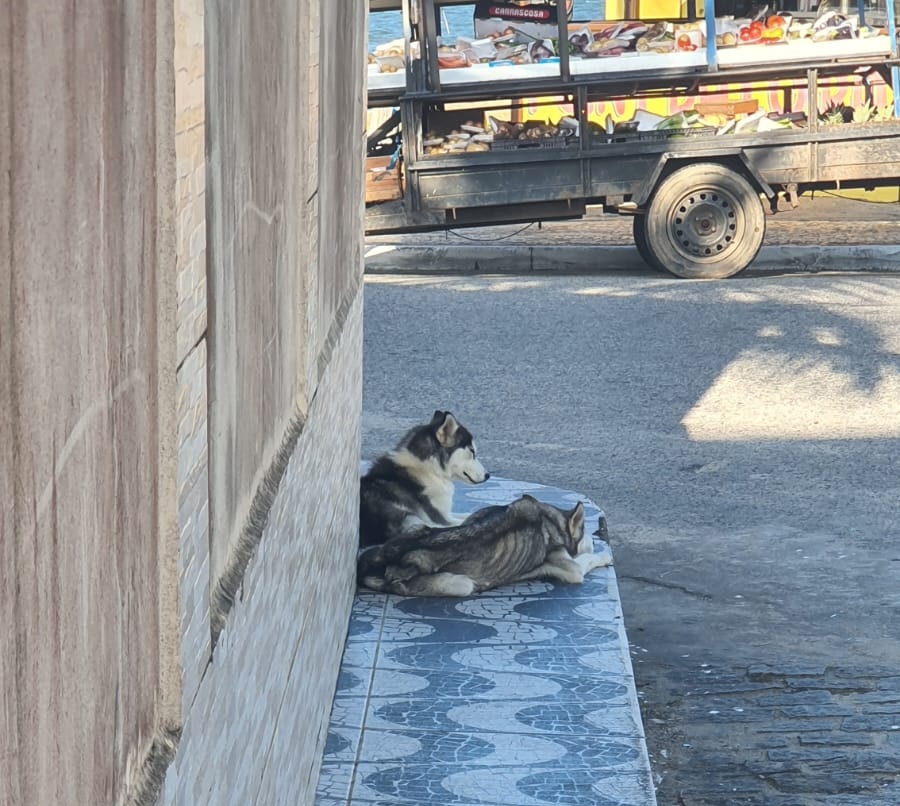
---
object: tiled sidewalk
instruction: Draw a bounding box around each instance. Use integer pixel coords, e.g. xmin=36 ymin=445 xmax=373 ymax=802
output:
xmin=315 ymin=476 xmax=656 ymax=806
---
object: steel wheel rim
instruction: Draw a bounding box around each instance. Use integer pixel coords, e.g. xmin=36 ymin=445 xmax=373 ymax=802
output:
xmin=666 ymin=187 xmax=742 ymax=262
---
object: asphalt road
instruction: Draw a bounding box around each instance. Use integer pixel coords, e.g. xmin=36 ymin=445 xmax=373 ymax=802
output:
xmin=361 ymin=268 xmax=900 ymax=805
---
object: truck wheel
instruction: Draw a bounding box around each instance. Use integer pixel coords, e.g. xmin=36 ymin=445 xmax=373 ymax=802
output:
xmin=632 ymin=215 xmax=664 ymax=272
xmin=644 ymin=163 xmax=765 ymax=279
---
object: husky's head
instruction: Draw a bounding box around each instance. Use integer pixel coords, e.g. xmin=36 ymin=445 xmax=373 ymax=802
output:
xmin=398 ymin=410 xmax=490 ymax=484
xmin=561 ymin=501 xmax=586 ymax=556
xmin=519 ymin=495 xmax=585 ymax=557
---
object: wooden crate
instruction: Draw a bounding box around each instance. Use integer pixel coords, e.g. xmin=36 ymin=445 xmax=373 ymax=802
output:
xmin=366 ymin=155 xmax=403 ymax=203
xmin=695 ymin=99 xmax=759 ymax=117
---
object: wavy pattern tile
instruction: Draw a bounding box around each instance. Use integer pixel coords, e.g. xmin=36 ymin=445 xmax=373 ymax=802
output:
xmin=315 ymin=475 xmax=657 ymax=806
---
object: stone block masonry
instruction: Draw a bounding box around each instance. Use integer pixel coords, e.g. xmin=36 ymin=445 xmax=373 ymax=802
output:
xmin=643 ymin=663 xmax=900 ymax=804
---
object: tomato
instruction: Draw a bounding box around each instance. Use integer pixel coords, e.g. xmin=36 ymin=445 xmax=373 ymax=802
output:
xmin=739 ymin=26 xmax=753 ymax=41
xmin=766 ymin=14 xmax=786 ymax=28
xmin=750 ymin=20 xmax=764 ymax=35
xmin=677 ymin=33 xmax=693 ymax=49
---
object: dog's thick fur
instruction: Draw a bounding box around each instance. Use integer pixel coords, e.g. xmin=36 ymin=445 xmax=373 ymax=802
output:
xmin=359 ymin=410 xmax=489 ymax=548
xmin=359 ymin=495 xmax=606 ymax=597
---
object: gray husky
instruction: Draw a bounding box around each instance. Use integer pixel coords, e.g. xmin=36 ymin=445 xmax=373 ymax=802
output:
xmin=359 ymin=495 xmax=608 ymax=597
xmin=359 ymin=410 xmax=490 ymax=548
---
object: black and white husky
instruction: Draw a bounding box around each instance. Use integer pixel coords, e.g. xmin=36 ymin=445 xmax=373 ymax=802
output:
xmin=359 ymin=410 xmax=490 ymax=549
xmin=359 ymin=495 xmax=609 ymax=597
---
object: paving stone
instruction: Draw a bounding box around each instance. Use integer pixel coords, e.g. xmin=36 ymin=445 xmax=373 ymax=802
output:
xmin=650 ymin=662 xmax=900 ymax=803
xmin=822 ymin=795 xmax=900 ymax=806
xmin=862 ymin=702 xmax=900 ymax=715
xmin=757 ymin=719 xmax=838 ymax=733
xmin=767 ymin=748 xmax=856 ymax=764
xmin=773 ymin=704 xmax=858 ymax=718
xmin=691 ymin=682 xmax=781 ymax=696
xmin=687 ymin=709 xmax=772 ymax=724
xmin=803 ymin=753 xmax=900 ymax=774
xmin=747 ymin=664 xmax=829 ymax=681
xmin=858 ymin=690 xmax=900 ymax=703
xmin=841 ymin=715 xmax=900 ymax=732
xmin=758 ymin=736 xmax=791 ymax=749
xmin=673 ymin=793 xmax=767 ymax=806
xmin=745 ymin=759 xmax=804 ymax=775
xmin=832 ymin=666 xmax=900 ymax=680
xmin=765 ymin=771 xmax=888 ymax=795
xmin=785 ymin=677 xmax=877 ymax=692
xmin=677 ymin=779 xmax=768 ymax=799
xmin=797 ymin=732 xmax=876 ymax=746
xmin=755 ymin=690 xmax=835 ymax=707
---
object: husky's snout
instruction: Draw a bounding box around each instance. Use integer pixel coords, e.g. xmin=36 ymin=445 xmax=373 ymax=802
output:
xmin=464 ymin=467 xmax=490 ymax=484
xmin=459 ymin=455 xmax=489 ymax=484
xmin=447 ymin=441 xmax=490 ymax=485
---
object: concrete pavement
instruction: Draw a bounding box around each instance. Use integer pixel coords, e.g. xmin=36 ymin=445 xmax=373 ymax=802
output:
xmin=360 ymin=270 xmax=900 ymax=804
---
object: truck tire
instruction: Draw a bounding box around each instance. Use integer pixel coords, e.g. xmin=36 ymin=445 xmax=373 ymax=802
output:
xmin=644 ymin=163 xmax=766 ymax=279
xmin=632 ymin=215 xmax=664 ymax=272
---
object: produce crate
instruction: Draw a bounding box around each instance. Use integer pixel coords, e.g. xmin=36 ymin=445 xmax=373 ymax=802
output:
xmin=769 ymin=111 xmax=806 ymax=124
xmin=635 ymin=126 xmax=718 ymax=142
xmin=695 ymin=99 xmax=759 ymax=116
xmin=366 ymin=155 xmax=403 ymax=203
xmin=427 ymin=108 xmax=488 ymax=134
xmin=490 ymin=135 xmax=576 ymax=151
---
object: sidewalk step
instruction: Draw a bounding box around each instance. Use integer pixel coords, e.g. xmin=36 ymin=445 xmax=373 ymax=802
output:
xmin=365 ymin=242 xmax=900 ymax=276
xmin=315 ymin=476 xmax=656 ymax=806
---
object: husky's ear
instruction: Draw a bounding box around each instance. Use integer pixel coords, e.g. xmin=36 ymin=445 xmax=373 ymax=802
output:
xmin=435 ymin=412 xmax=459 ymax=447
xmin=567 ymin=501 xmax=585 ymax=539
xmin=430 ymin=410 xmax=446 ymax=424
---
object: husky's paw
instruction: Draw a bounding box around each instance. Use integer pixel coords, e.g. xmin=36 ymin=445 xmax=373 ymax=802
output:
xmin=403 ymin=572 xmax=476 ymax=597
xmin=575 ymin=550 xmax=613 ymax=575
xmin=357 ymin=545 xmax=386 ymax=581
xmin=361 ymin=575 xmax=388 ymax=592
xmin=551 ymin=558 xmax=585 ymax=585
xmin=401 ymin=549 xmax=439 ymax=573
xmin=432 ymin=573 xmax=476 ymax=597
xmin=384 ymin=562 xmax=420 ymax=584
